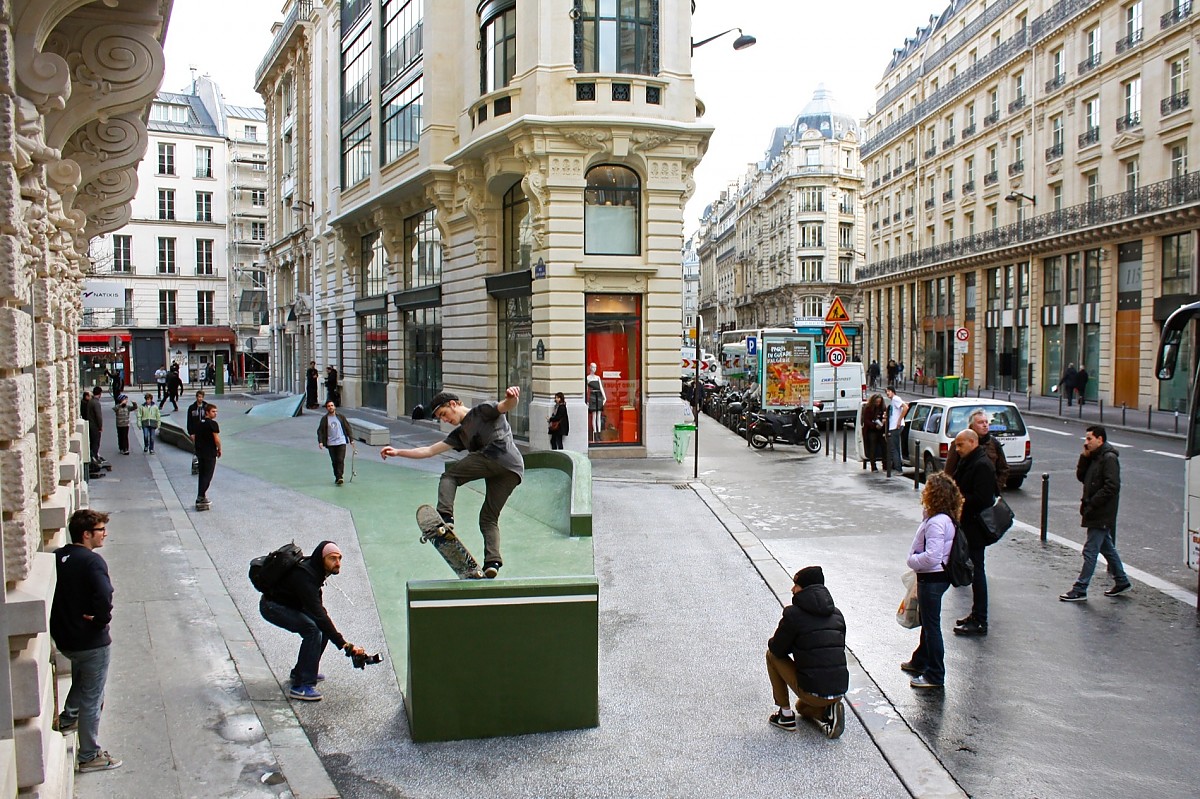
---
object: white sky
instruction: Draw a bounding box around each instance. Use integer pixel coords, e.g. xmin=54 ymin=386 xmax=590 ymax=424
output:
xmin=162 ymin=0 xmax=942 ymax=232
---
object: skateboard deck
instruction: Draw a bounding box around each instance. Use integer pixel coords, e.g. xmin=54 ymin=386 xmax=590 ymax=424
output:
xmin=195 ymin=499 xmax=211 ymax=512
xmin=416 ymin=504 xmax=482 ymax=579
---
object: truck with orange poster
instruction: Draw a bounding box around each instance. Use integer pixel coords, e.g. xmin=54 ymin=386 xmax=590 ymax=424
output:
xmin=761 ymin=334 xmax=811 ymax=410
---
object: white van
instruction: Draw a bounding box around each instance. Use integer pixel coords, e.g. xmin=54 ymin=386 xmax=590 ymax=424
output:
xmin=681 ymin=346 xmax=719 ymax=381
xmin=812 ymin=362 xmax=866 ymax=425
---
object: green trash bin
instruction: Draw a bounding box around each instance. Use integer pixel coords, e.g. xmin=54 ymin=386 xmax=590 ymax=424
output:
xmin=673 ymin=423 xmax=696 ymax=464
xmin=936 ymin=375 xmax=962 ymax=397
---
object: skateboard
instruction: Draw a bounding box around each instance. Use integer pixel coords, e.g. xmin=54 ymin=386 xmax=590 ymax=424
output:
xmin=196 ymin=497 xmax=212 ymax=512
xmin=415 ymin=504 xmax=482 ymax=579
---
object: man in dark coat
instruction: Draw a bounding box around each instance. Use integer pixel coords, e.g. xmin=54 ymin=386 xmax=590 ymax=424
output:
xmin=1061 ymin=425 xmax=1131 ymax=601
xmin=306 ymin=361 xmax=320 ymax=409
xmin=765 ymin=565 xmax=849 ymax=739
xmin=1059 ymin=363 xmax=1077 ymax=406
xmin=165 ymin=366 xmax=183 ymax=412
xmin=951 ymin=430 xmax=997 ymax=637
xmin=87 ymin=386 xmax=105 ymax=469
xmin=259 ymin=540 xmax=366 ymax=701
xmin=943 ymin=408 xmax=1010 ymax=492
xmin=1075 ymin=366 xmax=1090 ymax=407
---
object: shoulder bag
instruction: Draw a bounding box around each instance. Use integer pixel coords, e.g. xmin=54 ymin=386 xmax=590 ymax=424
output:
xmin=979 ymin=495 xmax=1015 ymax=545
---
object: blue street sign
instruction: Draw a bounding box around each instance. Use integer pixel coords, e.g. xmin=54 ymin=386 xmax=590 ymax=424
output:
xmin=746 ymin=336 xmax=757 ymax=355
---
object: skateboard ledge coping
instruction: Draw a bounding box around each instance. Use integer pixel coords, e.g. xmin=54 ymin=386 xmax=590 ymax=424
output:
xmin=521 ymin=450 xmax=592 ymax=537
xmin=157 ymin=418 xmax=194 ymax=453
xmin=408 ymin=576 xmax=599 ymax=600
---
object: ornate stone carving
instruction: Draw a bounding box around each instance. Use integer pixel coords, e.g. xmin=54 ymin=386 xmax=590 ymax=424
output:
xmin=631 ymin=131 xmax=676 ymax=153
xmin=563 ymin=128 xmax=612 ymax=154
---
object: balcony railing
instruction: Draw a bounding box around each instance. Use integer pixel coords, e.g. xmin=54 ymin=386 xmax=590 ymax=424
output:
xmin=905 ymin=207 xmax=915 ymax=217
xmin=255 ymin=0 xmax=313 ymax=85
xmin=1046 ymin=142 xmax=1064 ymax=160
xmin=925 ymin=198 xmax=936 ymax=209
xmin=905 ymin=158 xmax=917 ymax=170
xmin=1008 ymin=160 xmax=1024 ymax=175
xmin=872 ymin=178 xmax=881 ymax=187
xmin=943 ymin=135 xmax=956 ymax=149
xmin=984 ymin=110 xmax=1000 ymax=126
xmin=1078 ymin=53 xmax=1101 ymax=75
xmin=1162 ymin=90 xmax=1190 ymax=115
xmin=942 ymin=190 xmax=955 ymax=202
xmin=872 ymin=221 xmax=880 ymax=230
xmin=1078 ymin=126 xmax=1101 ymax=147
xmin=857 ymin=172 xmax=1200 ymax=282
xmin=1008 ymin=95 xmax=1027 ymax=113
xmin=1116 ymin=112 xmax=1141 ymax=132
xmin=962 ymin=124 xmax=976 ymax=138
xmin=1045 ymin=73 xmax=1066 ymax=93
xmin=1162 ymin=1 xmax=1193 ymax=29
xmin=1115 ymin=28 xmax=1143 ymax=53
xmin=963 ymin=180 xmax=976 ymax=194
xmin=924 ymin=146 xmax=937 ymax=158
xmin=893 ymin=212 xmax=902 ymax=222
xmin=984 ymin=171 xmax=999 ymax=186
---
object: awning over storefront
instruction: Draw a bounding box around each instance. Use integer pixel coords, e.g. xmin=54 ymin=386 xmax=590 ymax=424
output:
xmin=168 ymin=326 xmax=237 ymax=346
xmin=78 ymin=331 xmax=132 ymax=343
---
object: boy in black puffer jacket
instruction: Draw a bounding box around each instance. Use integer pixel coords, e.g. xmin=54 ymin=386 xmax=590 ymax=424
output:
xmin=765 ymin=565 xmax=849 ymax=739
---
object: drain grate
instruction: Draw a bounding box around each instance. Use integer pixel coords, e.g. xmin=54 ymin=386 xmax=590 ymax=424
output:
xmin=673 ymin=483 xmax=691 ymax=490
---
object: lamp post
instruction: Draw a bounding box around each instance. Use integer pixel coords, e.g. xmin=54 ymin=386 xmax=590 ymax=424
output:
xmin=691 ymin=27 xmax=757 ymax=54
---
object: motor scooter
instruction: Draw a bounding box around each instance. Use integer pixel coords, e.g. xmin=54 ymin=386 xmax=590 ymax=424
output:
xmin=748 ymin=403 xmax=822 ymax=453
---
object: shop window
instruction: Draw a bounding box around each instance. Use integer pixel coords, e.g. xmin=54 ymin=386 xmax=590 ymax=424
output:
xmin=504 ymin=181 xmax=533 ymax=272
xmin=584 ymin=165 xmax=640 ymax=255
xmin=361 ymin=312 xmax=389 ymax=410
xmin=499 ymin=296 xmax=532 ymax=439
xmin=585 ymin=293 xmax=642 ymax=445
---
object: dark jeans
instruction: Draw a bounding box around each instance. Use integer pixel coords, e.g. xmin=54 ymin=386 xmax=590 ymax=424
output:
xmin=196 ymin=454 xmax=217 ymax=500
xmin=260 ymin=598 xmax=328 ymax=687
xmin=1073 ymin=525 xmax=1128 ymax=593
xmin=887 ymin=430 xmax=904 ymax=472
xmin=910 ymin=580 xmax=951 ymax=685
xmin=116 ymin=425 xmax=129 ymax=453
xmin=969 ymin=542 xmax=988 ymax=623
xmin=437 ymin=453 xmax=521 ymax=566
xmin=327 ymin=444 xmax=346 ymax=479
xmin=89 ymin=428 xmax=101 ymax=464
xmin=59 ymin=644 xmax=111 ymax=762
xmin=550 ymin=432 xmax=564 ymax=450
xmin=157 ymin=383 xmax=167 ymax=403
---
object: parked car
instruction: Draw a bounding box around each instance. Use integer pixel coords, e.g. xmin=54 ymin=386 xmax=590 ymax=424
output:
xmin=856 ymin=397 xmax=1032 ymax=489
xmin=812 ymin=362 xmax=867 ymax=427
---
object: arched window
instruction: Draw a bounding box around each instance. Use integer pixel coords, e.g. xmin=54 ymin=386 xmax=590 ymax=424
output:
xmin=584 ymin=165 xmax=640 ymax=256
xmin=800 ymin=296 xmax=824 ymax=319
xmin=480 ymin=0 xmax=517 ymax=93
xmin=503 ymin=181 xmax=533 ymax=272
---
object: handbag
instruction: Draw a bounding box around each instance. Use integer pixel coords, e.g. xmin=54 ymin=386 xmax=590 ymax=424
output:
xmin=896 ymin=570 xmax=921 ymax=629
xmin=548 ymin=419 xmax=560 ymax=432
xmin=979 ymin=495 xmax=1015 ymax=545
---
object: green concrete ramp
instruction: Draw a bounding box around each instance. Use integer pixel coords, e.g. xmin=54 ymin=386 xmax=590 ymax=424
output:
xmin=246 ymin=394 xmax=305 ymax=417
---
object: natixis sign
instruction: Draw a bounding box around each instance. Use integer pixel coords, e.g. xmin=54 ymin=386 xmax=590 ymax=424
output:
xmin=82 ymin=281 xmax=124 ymax=309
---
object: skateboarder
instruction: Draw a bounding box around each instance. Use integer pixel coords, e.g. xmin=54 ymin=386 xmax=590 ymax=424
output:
xmin=381 ymin=386 xmax=524 ymax=579
xmin=193 ymin=404 xmax=221 ymax=509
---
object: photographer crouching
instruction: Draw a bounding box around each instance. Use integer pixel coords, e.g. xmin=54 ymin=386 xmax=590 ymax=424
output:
xmin=259 ymin=540 xmax=378 ymax=701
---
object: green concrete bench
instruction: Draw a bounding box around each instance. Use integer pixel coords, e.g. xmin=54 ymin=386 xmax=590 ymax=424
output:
xmin=405 ymin=576 xmax=598 ymax=742
xmin=521 ymin=450 xmax=592 ymax=537
xmin=347 ymin=417 xmax=390 ymax=446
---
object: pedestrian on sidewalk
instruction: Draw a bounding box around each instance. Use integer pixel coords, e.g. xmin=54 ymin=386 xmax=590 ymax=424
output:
xmin=548 ymin=391 xmax=569 ymax=450
xmin=259 ymin=540 xmax=367 ymax=701
xmin=765 ymin=565 xmax=848 ymax=738
xmin=186 ymin=390 xmax=211 ymax=474
xmin=1075 ymin=366 xmax=1089 ymax=407
xmin=885 ymin=387 xmax=908 ymax=474
xmin=902 ymin=473 xmax=963 ymax=690
xmin=306 ymin=361 xmax=320 ymax=409
xmin=87 ymin=387 xmax=105 ymax=466
xmin=886 ymin=359 xmax=898 ymax=388
xmin=165 ymin=365 xmax=182 ymax=412
xmin=137 ymin=393 xmax=161 ymax=453
xmin=113 ymin=394 xmax=132 ymax=455
xmin=380 ymin=387 xmax=524 ymax=579
xmin=51 ymin=509 xmax=122 ymax=772
xmin=943 ymin=408 xmax=1010 ymax=492
xmin=868 ymin=360 xmax=880 ymax=389
xmin=324 ymin=366 xmax=340 ymax=406
xmin=317 ymin=401 xmax=355 ymax=485
xmin=950 ymin=430 xmax=997 ymax=637
xmin=154 ymin=364 xmax=168 ymax=403
xmin=862 ymin=394 xmax=887 ymax=471
xmin=193 ymin=404 xmax=221 ymax=509
xmin=1061 ymin=425 xmax=1131 ymax=601
xmin=1058 ymin=363 xmax=1078 ymax=406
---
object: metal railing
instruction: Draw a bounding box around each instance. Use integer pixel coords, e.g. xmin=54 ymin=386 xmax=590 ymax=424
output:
xmin=1045 ymin=73 xmax=1066 ymax=93
xmin=1116 ymin=112 xmax=1141 ymax=132
xmin=1078 ymin=53 xmax=1101 ymax=75
xmin=1162 ymin=90 xmax=1190 ymax=115
xmin=1115 ymin=28 xmax=1143 ymax=53
xmin=858 ymin=172 xmax=1200 ymax=282
xmin=984 ymin=110 xmax=1001 ymax=126
xmin=1008 ymin=160 xmax=1024 ymax=175
xmin=962 ymin=180 xmax=975 ymax=194
xmin=984 ymin=171 xmax=999 ymax=186
xmin=1078 ymin=126 xmax=1100 ymax=147
xmin=924 ymin=198 xmax=936 ymax=209
xmin=1162 ymin=1 xmax=1193 ymax=29
xmin=1046 ymin=142 xmax=1064 ymax=160
xmin=942 ymin=190 xmax=955 ymax=202
xmin=943 ymin=135 xmax=956 ymax=149
xmin=255 ymin=0 xmax=313 ymax=85
xmin=1008 ymin=95 xmax=1027 ymax=113
xmin=962 ymin=124 xmax=976 ymax=138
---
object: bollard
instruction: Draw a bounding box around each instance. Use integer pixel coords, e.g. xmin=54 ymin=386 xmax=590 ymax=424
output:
xmin=1058 ymin=390 xmax=1063 ymax=415
xmin=991 ymin=387 xmax=996 ymax=399
xmin=1099 ymin=398 xmax=1104 ymax=424
xmin=1078 ymin=400 xmax=1082 ymax=419
xmin=1122 ymin=402 xmax=1127 ymax=426
xmin=913 ymin=456 xmax=921 ymax=490
xmin=842 ymin=425 xmax=848 ymax=463
xmin=885 ymin=434 xmax=893 ymax=477
xmin=1148 ymin=404 xmax=1152 ymax=430
xmin=1028 ymin=390 xmax=1032 ymax=411
xmin=1040 ymin=473 xmax=1049 ymax=543
xmin=824 ymin=423 xmax=830 ymax=456
xmin=1176 ymin=410 xmax=1180 ymax=435
xmin=1007 ymin=390 xmax=1013 ymax=404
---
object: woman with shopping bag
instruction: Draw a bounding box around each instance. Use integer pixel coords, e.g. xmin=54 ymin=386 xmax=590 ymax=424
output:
xmin=901 ymin=473 xmax=963 ymax=690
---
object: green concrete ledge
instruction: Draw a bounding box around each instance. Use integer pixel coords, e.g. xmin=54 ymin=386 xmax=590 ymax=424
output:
xmin=522 ymin=450 xmax=592 ymax=537
xmin=157 ymin=418 xmax=193 ymax=453
xmin=406 ymin=576 xmax=599 ymax=742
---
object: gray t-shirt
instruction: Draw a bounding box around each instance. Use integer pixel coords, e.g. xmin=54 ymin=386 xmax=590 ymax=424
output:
xmin=443 ymin=401 xmax=524 ymax=481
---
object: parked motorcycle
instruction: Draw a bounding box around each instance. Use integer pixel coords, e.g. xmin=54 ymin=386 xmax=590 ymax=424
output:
xmin=748 ymin=404 xmax=822 ymax=453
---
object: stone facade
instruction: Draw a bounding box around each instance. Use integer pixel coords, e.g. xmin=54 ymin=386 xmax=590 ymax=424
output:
xmin=0 ymin=0 xmax=170 ymax=795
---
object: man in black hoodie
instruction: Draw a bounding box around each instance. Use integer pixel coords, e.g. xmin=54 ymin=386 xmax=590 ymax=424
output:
xmin=1060 ymin=425 xmax=1131 ymax=601
xmin=765 ymin=566 xmax=849 ymax=739
xmin=51 ymin=509 xmax=122 ymax=771
xmin=951 ymin=430 xmax=998 ymax=637
xmin=259 ymin=540 xmax=365 ymax=701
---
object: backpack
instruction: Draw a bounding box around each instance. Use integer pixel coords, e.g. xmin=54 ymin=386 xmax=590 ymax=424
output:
xmin=249 ymin=543 xmax=304 ymax=593
xmin=945 ymin=522 xmax=975 ymax=588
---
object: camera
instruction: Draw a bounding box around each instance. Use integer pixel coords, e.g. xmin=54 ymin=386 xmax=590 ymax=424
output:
xmin=347 ymin=649 xmax=382 ymax=669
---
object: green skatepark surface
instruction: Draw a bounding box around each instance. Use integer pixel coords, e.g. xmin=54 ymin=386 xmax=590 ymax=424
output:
xmin=214 ymin=416 xmax=594 ymax=688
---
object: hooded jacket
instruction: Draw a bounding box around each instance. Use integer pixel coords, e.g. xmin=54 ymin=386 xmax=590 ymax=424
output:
xmin=50 ymin=543 xmax=114 ymax=652
xmin=767 ymin=584 xmax=849 ymax=698
xmin=1078 ymin=441 xmax=1120 ymax=528
xmin=953 ymin=445 xmax=998 ymax=547
xmin=263 ymin=540 xmax=347 ymax=649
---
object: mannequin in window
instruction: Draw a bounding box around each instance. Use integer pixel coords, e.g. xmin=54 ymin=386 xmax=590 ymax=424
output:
xmin=586 ymin=363 xmax=606 ymax=441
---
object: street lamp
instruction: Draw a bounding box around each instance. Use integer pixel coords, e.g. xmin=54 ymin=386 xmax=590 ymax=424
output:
xmin=290 ymin=199 xmax=314 ymax=214
xmin=691 ymin=27 xmax=757 ymax=54
xmin=1004 ymin=191 xmax=1035 ymax=205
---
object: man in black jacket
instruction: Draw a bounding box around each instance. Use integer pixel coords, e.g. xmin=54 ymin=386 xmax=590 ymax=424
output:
xmin=951 ymin=430 xmax=998 ymax=637
xmin=50 ymin=509 xmax=122 ymax=771
xmin=186 ymin=390 xmax=210 ymax=475
xmin=765 ymin=566 xmax=849 ymax=739
xmin=316 ymin=401 xmax=356 ymax=484
xmin=259 ymin=540 xmax=365 ymax=701
xmin=1061 ymin=425 xmax=1131 ymax=601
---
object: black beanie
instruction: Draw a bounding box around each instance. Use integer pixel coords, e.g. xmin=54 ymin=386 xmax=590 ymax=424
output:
xmin=794 ymin=565 xmax=825 ymax=588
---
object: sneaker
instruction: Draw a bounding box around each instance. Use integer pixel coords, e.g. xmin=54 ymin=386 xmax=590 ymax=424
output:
xmin=768 ymin=710 xmax=797 ymax=731
xmin=288 ymin=684 xmax=323 ymax=702
xmin=899 ymin=660 xmax=923 ymax=674
xmin=1104 ymin=583 xmax=1132 ymax=597
xmin=483 ymin=562 xmax=501 ymax=579
xmin=57 ymin=716 xmax=78 ymax=733
xmin=909 ymin=676 xmax=944 ymax=690
xmin=78 ymin=751 xmax=122 ymax=772
xmin=1059 ymin=590 xmax=1088 ymax=602
xmin=336 ymin=478 xmax=344 ymax=485
xmin=824 ymin=701 xmax=845 ymax=739
xmin=955 ymin=614 xmax=975 ymax=627
xmin=953 ymin=619 xmax=988 ymax=636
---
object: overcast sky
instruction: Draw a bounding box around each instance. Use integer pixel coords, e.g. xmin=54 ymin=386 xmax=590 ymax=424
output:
xmin=162 ymin=0 xmax=941 ymax=233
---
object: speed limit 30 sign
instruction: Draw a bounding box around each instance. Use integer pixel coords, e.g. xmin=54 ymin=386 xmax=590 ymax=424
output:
xmin=828 ymin=347 xmax=847 ymax=367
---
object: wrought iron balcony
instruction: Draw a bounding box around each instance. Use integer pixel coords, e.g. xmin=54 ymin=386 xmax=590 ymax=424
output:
xmin=1162 ymin=1 xmax=1193 ymax=29
xmin=1008 ymin=95 xmax=1027 ymax=113
xmin=872 ymin=221 xmax=880 ymax=230
xmin=962 ymin=124 xmax=976 ymax=138
xmin=1008 ymin=160 xmax=1024 ymax=176
xmin=943 ymin=135 xmax=956 ymax=149
xmin=1115 ymin=28 xmax=1143 ymax=53
xmin=1078 ymin=53 xmax=1101 ymax=75
xmin=1115 ymin=112 xmax=1141 ymax=132
xmin=893 ymin=212 xmax=902 ymax=222
xmin=905 ymin=158 xmax=917 ymax=170
xmin=1162 ymin=90 xmax=1190 ymax=115
xmin=1078 ymin=126 xmax=1101 ymax=147
xmin=984 ymin=110 xmax=1000 ymax=126
xmin=925 ymin=198 xmax=937 ymax=209
xmin=1045 ymin=73 xmax=1066 ymax=93
xmin=984 ymin=171 xmax=999 ymax=186
xmin=873 ymin=178 xmax=881 ymax=187
xmin=905 ymin=207 xmax=915 ymax=217
xmin=942 ymin=190 xmax=955 ymax=202
xmin=924 ymin=146 xmax=937 ymax=158
xmin=1046 ymin=142 xmax=1064 ymax=161
xmin=963 ymin=180 xmax=975 ymax=194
